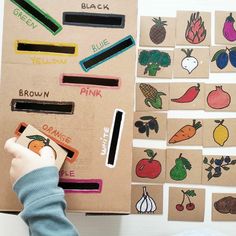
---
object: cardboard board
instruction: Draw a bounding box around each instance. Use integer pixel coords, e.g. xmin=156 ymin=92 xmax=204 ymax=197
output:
xmin=169 ymin=83 xmax=204 ymax=110
xmin=131 ymin=184 xmax=163 ymax=215
xmin=133 ymin=112 xmax=167 ymax=140
xmin=166 ymin=149 xmax=202 ymax=184
xmin=137 ymin=49 xmax=174 ymax=78
xmin=140 ymin=16 xmax=176 ymax=47
xmin=210 ymin=46 xmax=236 ymax=73
xmin=173 ymin=48 xmax=210 ymax=78
xmin=212 ymin=193 xmax=236 ymax=221
xmin=132 ymin=148 xmax=166 ymax=184
xmin=16 ymin=124 xmax=67 ymax=170
xmin=168 ymin=187 xmax=205 ymax=221
xmin=0 ymin=0 xmax=137 ymax=213
xmin=202 ymin=155 xmax=236 ymax=186
xmin=167 ymin=119 xmax=203 ymax=146
xmin=176 ymin=11 xmax=211 ymax=46
xmin=215 ymin=11 xmax=236 ymax=45
xmin=203 ymin=119 xmax=236 ymax=147
xmin=205 ymin=84 xmax=236 ymax=112
xmin=136 ymin=83 xmax=169 ymax=111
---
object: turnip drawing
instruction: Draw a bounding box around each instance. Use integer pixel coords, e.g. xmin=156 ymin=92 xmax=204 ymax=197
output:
xmin=181 ymin=49 xmax=199 ymax=74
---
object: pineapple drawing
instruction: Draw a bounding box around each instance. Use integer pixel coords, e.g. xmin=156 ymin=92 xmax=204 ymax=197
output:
xmin=139 ymin=83 xmax=166 ymax=109
xmin=149 ymin=17 xmax=167 ymax=45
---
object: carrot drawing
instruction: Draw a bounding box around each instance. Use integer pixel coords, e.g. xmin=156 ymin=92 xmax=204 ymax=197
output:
xmin=168 ymin=120 xmax=202 ymax=144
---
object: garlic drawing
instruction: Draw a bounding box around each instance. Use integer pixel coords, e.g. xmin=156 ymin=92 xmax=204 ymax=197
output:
xmin=136 ymin=186 xmax=157 ymax=214
xmin=181 ymin=49 xmax=199 ymax=74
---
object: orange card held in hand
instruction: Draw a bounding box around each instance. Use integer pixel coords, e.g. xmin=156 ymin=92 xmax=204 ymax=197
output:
xmin=16 ymin=124 xmax=67 ymax=170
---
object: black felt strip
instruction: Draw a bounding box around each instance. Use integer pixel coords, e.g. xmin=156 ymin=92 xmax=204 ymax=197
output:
xmin=107 ymin=111 xmax=123 ymax=166
xmin=58 ymin=182 xmax=100 ymax=190
xmin=62 ymin=75 xmax=119 ymax=87
xmin=63 ymin=12 xmax=125 ymax=28
xmin=11 ymin=99 xmax=74 ymax=115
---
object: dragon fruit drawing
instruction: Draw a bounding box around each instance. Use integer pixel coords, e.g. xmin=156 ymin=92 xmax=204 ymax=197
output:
xmin=185 ymin=12 xmax=207 ymax=44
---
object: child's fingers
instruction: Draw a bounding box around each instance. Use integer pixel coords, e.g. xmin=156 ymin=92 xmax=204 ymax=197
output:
xmin=4 ymin=137 xmax=18 ymax=155
xmin=39 ymin=146 xmax=55 ymax=161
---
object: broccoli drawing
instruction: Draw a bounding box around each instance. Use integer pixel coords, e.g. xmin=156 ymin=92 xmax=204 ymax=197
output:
xmin=138 ymin=50 xmax=171 ymax=76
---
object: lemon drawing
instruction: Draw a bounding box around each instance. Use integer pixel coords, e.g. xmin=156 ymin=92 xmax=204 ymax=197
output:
xmin=213 ymin=120 xmax=229 ymax=146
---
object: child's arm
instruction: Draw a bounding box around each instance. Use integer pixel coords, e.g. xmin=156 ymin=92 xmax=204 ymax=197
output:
xmin=4 ymin=138 xmax=79 ymax=236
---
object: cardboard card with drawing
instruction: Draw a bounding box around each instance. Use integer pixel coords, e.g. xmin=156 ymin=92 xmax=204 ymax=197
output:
xmin=16 ymin=124 xmax=67 ymax=170
xmin=132 ymin=148 xmax=166 ymax=184
xmin=176 ymin=11 xmax=211 ymax=46
xmin=212 ymin=193 xmax=236 ymax=221
xmin=166 ymin=149 xmax=202 ymax=185
xmin=136 ymin=83 xmax=169 ymax=111
xmin=168 ymin=187 xmax=205 ymax=221
xmin=140 ymin=16 xmax=176 ymax=47
xmin=169 ymin=83 xmax=205 ymax=110
xmin=167 ymin=119 xmax=203 ymax=146
xmin=202 ymin=155 xmax=236 ymax=186
xmin=131 ymin=184 xmax=163 ymax=215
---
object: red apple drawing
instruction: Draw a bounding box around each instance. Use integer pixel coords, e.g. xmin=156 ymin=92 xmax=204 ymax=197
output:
xmin=135 ymin=149 xmax=162 ymax=179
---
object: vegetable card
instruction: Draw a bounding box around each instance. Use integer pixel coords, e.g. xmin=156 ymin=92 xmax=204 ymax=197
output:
xmin=203 ymin=119 xmax=236 ymax=147
xmin=169 ymin=83 xmax=204 ymax=110
xmin=131 ymin=184 xmax=163 ymax=215
xmin=210 ymin=46 xmax=236 ymax=73
xmin=173 ymin=48 xmax=210 ymax=78
xmin=212 ymin=193 xmax=236 ymax=221
xmin=176 ymin=11 xmax=211 ymax=46
xmin=134 ymin=112 xmax=167 ymax=140
xmin=215 ymin=11 xmax=236 ymax=45
xmin=136 ymin=83 xmax=169 ymax=111
xmin=168 ymin=187 xmax=205 ymax=221
xmin=132 ymin=148 xmax=166 ymax=184
xmin=16 ymin=124 xmax=67 ymax=170
xmin=167 ymin=119 xmax=203 ymax=146
xmin=166 ymin=149 xmax=202 ymax=185
xmin=140 ymin=16 xmax=176 ymax=47
xmin=137 ymin=49 xmax=173 ymax=78
xmin=202 ymin=155 xmax=236 ymax=186
xmin=205 ymin=84 xmax=236 ymax=112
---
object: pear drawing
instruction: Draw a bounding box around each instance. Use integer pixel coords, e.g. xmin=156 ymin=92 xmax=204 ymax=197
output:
xmin=170 ymin=153 xmax=192 ymax=181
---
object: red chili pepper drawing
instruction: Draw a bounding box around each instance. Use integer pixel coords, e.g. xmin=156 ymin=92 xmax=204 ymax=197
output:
xmin=171 ymin=84 xmax=200 ymax=103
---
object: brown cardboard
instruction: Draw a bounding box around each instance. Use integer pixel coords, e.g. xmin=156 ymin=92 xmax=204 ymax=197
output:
xmin=132 ymin=148 xmax=166 ymax=184
xmin=134 ymin=112 xmax=167 ymax=140
xmin=210 ymin=46 xmax=236 ymax=73
xmin=215 ymin=11 xmax=236 ymax=45
xmin=131 ymin=184 xmax=163 ymax=215
xmin=205 ymin=84 xmax=236 ymax=112
xmin=173 ymin=48 xmax=210 ymax=78
xmin=137 ymin=49 xmax=174 ymax=78
xmin=140 ymin=16 xmax=176 ymax=47
xmin=176 ymin=11 xmax=211 ymax=46
xmin=167 ymin=119 xmax=203 ymax=146
xmin=136 ymin=83 xmax=169 ymax=111
xmin=166 ymin=149 xmax=202 ymax=184
xmin=203 ymin=119 xmax=236 ymax=147
xmin=212 ymin=193 xmax=236 ymax=221
xmin=0 ymin=0 xmax=137 ymax=213
xmin=16 ymin=124 xmax=67 ymax=170
xmin=202 ymin=155 xmax=236 ymax=186
xmin=168 ymin=187 xmax=205 ymax=221
xmin=169 ymin=83 xmax=204 ymax=110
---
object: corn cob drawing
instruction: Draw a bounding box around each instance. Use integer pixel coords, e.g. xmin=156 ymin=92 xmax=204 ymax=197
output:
xmin=139 ymin=83 xmax=166 ymax=109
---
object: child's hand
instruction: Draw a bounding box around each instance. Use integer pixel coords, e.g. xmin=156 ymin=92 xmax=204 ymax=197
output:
xmin=4 ymin=137 xmax=56 ymax=184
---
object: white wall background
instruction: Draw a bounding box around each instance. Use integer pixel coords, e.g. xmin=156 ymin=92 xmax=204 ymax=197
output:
xmin=0 ymin=0 xmax=236 ymax=235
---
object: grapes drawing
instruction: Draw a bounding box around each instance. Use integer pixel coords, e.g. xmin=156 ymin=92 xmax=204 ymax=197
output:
xmin=134 ymin=116 xmax=159 ymax=137
xmin=203 ymin=156 xmax=236 ymax=181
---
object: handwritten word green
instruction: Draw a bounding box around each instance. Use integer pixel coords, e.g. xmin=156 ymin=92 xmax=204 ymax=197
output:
xmin=13 ymin=8 xmax=37 ymax=29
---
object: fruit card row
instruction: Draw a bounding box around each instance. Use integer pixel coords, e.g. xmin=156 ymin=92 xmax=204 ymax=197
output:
xmin=136 ymin=83 xmax=235 ymax=111
xmin=134 ymin=115 xmax=236 ymax=147
xmin=137 ymin=47 xmax=236 ymax=79
xmin=140 ymin=11 xmax=236 ymax=47
xmin=131 ymin=185 xmax=236 ymax=222
xmin=132 ymin=148 xmax=236 ymax=186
